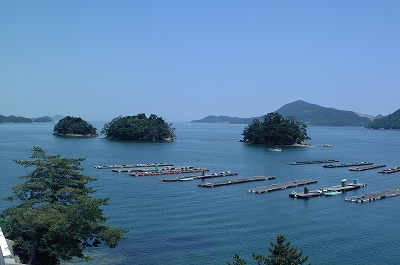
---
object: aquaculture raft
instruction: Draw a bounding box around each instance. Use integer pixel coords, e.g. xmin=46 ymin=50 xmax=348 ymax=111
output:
xmin=198 ymin=176 xmax=276 ymax=188
xmin=323 ymin=162 xmax=373 ymax=168
xmin=132 ymin=167 xmax=208 ymax=176
xmin=160 ymin=172 xmax=238 ymax=182
xmin=378 ymin=167 xmax=400 ymax=174
xmin=247 ymin=179 xmax=317 ymax=194
xmin=348 ymin=164 xmax=386 ymax=171
xmin=345 ymin=187 xmax=400 ymax=203
xmin=94 ymin=163 xmax=173 ymax=169
xmin=287 ymin=159 xmax=339 ymax=165
xmin=289 ymin=180 xmax=367 ymax=199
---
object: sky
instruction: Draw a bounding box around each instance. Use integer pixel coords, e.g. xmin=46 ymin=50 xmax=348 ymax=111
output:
xmin=1 ymin=1 xmax=399 ymax=122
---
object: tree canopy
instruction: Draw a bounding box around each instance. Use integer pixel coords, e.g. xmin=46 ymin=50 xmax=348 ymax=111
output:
xmin=101 ymin=113 xmax=176 ymax=141
xmin=242 ymin=112 xmax=310 ymax=145
xmin=53 ymin=116 xmax=98 ymax=136
xmin=229 ymin=234 xmax=310 ymax=265
xmin=0 ymin=147 xmax=127 ymax=265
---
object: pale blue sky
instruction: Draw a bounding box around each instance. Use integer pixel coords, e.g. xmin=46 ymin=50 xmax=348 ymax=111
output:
xmin=1 ymin=1 xmax=399 ymax=122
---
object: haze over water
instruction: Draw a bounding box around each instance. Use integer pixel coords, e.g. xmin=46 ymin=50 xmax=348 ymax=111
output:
xmin=1 ymin=122 xmax=400 ymax=264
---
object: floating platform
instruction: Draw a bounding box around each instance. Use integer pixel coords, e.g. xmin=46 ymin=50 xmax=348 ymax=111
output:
xmin=132 ymin=167 xmax=208 ymax=177
xmin=247 ymin=179 xmax=317 ymax=194
xmin=349 ymin=164 xmax=386 ymax=171
xmin=198 ymin=176 xmax=276 ymax=188
xmin=345 ymin=187 xmax=400 ymax=203
xmin=287 ymin=159 xmax=339 ymax=165
xmin=114 ymin=165 xmax=199 ymax=173
xmin=94 ymin=163 xmax=173 ymax=169
xmin=289 ymin=180 xmax=367 ymax=199
xmin=159 ymin=171 xmax=238 ymax=182
xmin=378 ymin=167 xmax=400 ymax=174
xmin=323 ymin=162 xmax=373 ymax=168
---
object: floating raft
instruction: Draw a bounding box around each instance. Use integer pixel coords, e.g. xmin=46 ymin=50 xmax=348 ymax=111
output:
xmin=349 ymin=164 xmax=386 ymax=171
xmin=198 ymin=176 xmax=276 ymax=188
xmin=114 ymin=165 xmax=200 ymax=173
xmin=160 ymin=171 xmax=238 ymax=182
xmin=132 ymin=167 xmax=208 ymax=177
xmin=287 ymin=159 xmax=339 ymax=165
xmin=94 ymin=163 xmax=173 ymax=169
xmin=378 ymin=167 xmax=400 ymax=174
xmin=289 ymin=180 xmax=367 ymax=199
xmin=323 ymin=162 xmax=373 ymax=168
xmin=247 ymin=179 xmax=317 ymax=194
xmin=345 ymin=187 xmax=400 ymax=203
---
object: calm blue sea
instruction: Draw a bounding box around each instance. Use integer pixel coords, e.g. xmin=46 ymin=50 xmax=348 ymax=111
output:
xmin=1 ymin=122 xmax=400 ymax=265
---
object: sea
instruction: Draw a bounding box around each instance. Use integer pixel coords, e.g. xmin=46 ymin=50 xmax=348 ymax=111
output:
xmin=1 ymin=122 xmax=400 ymax=265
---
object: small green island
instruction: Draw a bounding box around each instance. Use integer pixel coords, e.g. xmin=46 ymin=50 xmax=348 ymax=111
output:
xmin=53 ymin=116 xmax=98 ymax=137
xmin=101 ymin=113 xmax=176 ymax=141
xmin=241 ymin=112 xmax=310 ymax=145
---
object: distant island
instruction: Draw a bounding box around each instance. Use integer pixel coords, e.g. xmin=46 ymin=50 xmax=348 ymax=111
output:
xmin=53 ymin=116 xmax=98 ymax=137
xmin=192 ymin=100 xmax=374 ymax=127
xmin=0 ymin=114 xmax=33 ymax=123
xmin=0 ymin=114 xmax=62 ymax=123
xmin=366 ymin=109 xmax=400 ymax=130
xmin=101 ymin=113 xmax=176 ymax=141
xmin=32 ymin=116 xmax=53 ymax=123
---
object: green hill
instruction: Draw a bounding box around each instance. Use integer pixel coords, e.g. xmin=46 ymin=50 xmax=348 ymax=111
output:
xmin=276 ymin=100 xmax=371 ymax=126
xmin=366 ymin=109 xmax=400 ymax=129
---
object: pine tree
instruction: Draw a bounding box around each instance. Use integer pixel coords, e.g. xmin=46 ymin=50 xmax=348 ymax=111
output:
xmin=252 ymin=234 xmax=310 ymax=265
xmin=1 ymin=147 xmax=127 ymax=265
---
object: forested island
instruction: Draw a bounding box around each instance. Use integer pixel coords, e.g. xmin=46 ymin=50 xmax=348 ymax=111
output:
xmin=53 ymin=116 xmax=98 ymax=137
xmin=366 ymin=109 xmax=400 ymax=129
xmin=101 ymin=114 xmax=176 ymax=141
xmin=242 ymin=112 xmax=310 ymax=145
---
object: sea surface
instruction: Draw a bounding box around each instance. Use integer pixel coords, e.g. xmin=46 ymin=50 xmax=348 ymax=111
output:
xmin=1 ymin=122 xmax=400 ymax=265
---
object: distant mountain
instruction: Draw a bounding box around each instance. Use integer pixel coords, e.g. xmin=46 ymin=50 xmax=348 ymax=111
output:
xmin=276 ymin=100 xmax=371 ymax=126
xmin=191 ymin=100 xmax=373 ymax=127
xmin=366 ymin=109 xmax=400 ymax=129
xmin=191 ymin=115 xmax=258 ymax=124
xmin=52 ymin=115 xmax=65 ymax=121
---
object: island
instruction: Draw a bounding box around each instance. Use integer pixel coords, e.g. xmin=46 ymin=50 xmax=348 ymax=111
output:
xmin=33 ymin=116 xmax=53 ymax=123
xmin=53 ymin=116 xmax=98 ymax=137
xmin=0 ymin=114 xmax=33 ymax=123
xmin=241 ymin=112 xmax=310 ymax=145
xmin=101 ymin=113 xmax=176 ymax=141
xmin=365 ymin=109 xmax=400 ymax=130
xmin=191 ymin=100 xmax=373 ymax=126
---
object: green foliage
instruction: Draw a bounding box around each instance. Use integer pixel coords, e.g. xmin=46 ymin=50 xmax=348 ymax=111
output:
xmin=0 ymin=114 xmax=33 ymax=123
xmin=1 ymin=147 xmax=127 ymax=265
xmin=229 ymin=235 xmax=310 ymax=265
xmin=101 ymin=113 xmax=176 ymax=141
xmin=242 ymin=112 xmax=310 ymax=145
xmin=366 ymin=109 xmax=400 ymax=129
xmin=53 ymin=116 xmax=98 ymax=136
xmin=252 ymin=235 xmax=310 ymax=265
xmin=228 ymin=253 xmax=247 ymax=265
